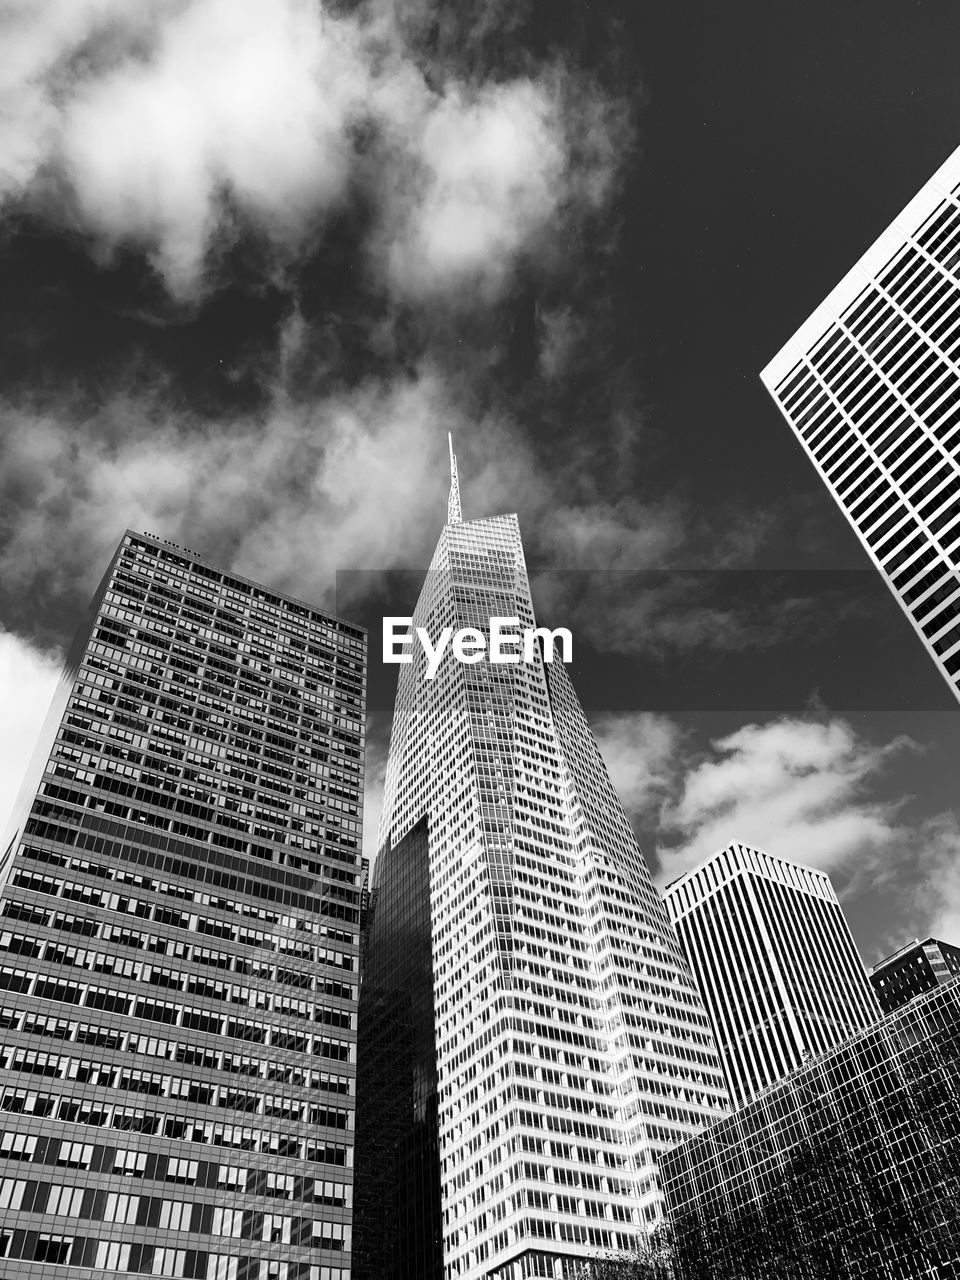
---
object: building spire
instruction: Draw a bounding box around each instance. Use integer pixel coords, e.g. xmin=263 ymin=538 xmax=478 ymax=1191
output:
xmin=447 ymin=432 xmax=462 ymax=524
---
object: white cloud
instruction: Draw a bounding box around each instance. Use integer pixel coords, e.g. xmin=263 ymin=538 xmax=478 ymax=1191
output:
xmin=59 ymin=0 xmax=371 ymax=294
xmin=379 ymin=79 xmax=566 ymax=300
xmin=0 ymin=0 xmax=627 ymax=300
xmin=0 ymin=374 xmax=478 ymax=609
xmin=657 ymin=716 xmax=917 ymax=883
xmin=910 ymin=813 xmax=960 ymax=943
xmin=0 ymin=629 xmax=61 ymax=841
xmin=360 ymin=716 xmax=390 ymax=869
xmin=593 ymin=712 xmax=685 ymax=819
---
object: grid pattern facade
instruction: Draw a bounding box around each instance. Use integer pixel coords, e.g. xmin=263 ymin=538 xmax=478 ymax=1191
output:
xmin=761 ymin=144 xmax=960 ymax=705
xmin=663 ymin=843 xmax=880 ymax=1108
xmin=871 ymin=936 xmax=960 ymax=1013
xmin=0 ymin=532 xmax=365 ymax=1280
xmin=661 ymin=980 xmax=960 ymax=1280
xmin=354 ymin=816 xmax=442 ymax=1280
xmin=373 ymin=510 xmax=729 ymax=1280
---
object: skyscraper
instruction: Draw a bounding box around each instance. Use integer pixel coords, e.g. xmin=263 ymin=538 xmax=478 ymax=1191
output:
xmin=355 ymin=444 xmax=729 ymax=1280
xmin=760 ymin=143 xmax=960 ymax=705
xmin=870 ymin=936 xmax=960 ymax=1013
xmin=663 ymin=842 xmax=880 ymax=1108
xmin=0 ymin=531 xmax=365 ymax=1280
xmin=661 ymin=980 xmax=960 ymax=1280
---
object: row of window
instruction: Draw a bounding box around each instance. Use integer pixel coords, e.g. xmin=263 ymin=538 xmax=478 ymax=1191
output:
xmin=0 ymin=927 xmax=355 ymax=1005
xmin=0 ymin=1044 xmax=350 ymax=1127
xmin=120 ymin=537 xmax=364 ymax=643
xmin=1 ymin=897 xmax=354 ymax=967
xmin=0 ymin=1177 xmax=348 ymax=1244
xmin=0 ymin=1108 xmax=349 ymax=1164
xmin=0 ymin=1146 xmax=348 ymax=1204
xmin=0 ymin=961 xmax=352 ymax=1055
xmin=14 ymin=830 xmax=360 ymax=923
xmin=0 ymin=1216 xmax=360 ymax=1274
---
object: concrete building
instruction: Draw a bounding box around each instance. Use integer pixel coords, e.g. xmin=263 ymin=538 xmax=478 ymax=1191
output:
xmin=870 ymin=936 xmax=960 ymax=1013
xmin=354 ymin=443 xmax=728 ymax=1280
xmin=661 ymin=979 xmax=960 ymax=1280
xmin=761 ymin=144 xmax=960 ymax=705
xmin=0 ymin=530 xmax=365 ymax=1280
xmin=664 ymin=843 xmax=880 ymax=1107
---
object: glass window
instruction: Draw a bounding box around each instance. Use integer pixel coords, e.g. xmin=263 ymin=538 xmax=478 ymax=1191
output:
xmin=46 ymin=1184 xmax=84 ymax=1216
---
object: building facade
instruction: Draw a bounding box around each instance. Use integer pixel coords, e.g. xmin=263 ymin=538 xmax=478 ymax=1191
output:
xmin=0 ymin=531 xmax=365 ymax=1280
xmin=871 ymin=936 xmax=960 ymax=1013
xmin=661 ymin=979 xmax=960 ymax=1280
xmin=354 ymin=448 xmax=729 ymax=1280
xmin=663 ymin=843 xmax=881 ymax=1108
xmin=760 ymin=143 xmax=960 ymax=705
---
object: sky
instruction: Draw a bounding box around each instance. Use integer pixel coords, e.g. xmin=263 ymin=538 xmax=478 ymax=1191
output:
xmin=2 ymin=0 xmax=960 ymax=965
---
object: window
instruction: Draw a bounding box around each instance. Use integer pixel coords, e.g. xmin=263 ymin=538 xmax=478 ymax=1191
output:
xmin=34 ymin=1236 xmax=73 ymax=1264
xmin=262 ymin=1213 xmax=292 ymax=1244
xmin=216 ymin=1164 xmax=246 ymax=1192
xmin=158 ymin=1199 xmax=192 ymax=1231
xmin=56 ymin=1141 xmax=93 ymax=1169
xmin=212 ymin=1207 xmax=245 ymax=1237
xmin=0 ymin=1132 xmax=36 ymax=1160
xmin=165 ymin=1156 xmax=198 ymax=1184
xmin=113 ymin=1149 xmax=148 ymax=1176
xmin=46 ymin=1184 xmax=84 ymax=1216
xmin=208 ymin=1257 xmax=240 ymax=1280
xmin=266 ymin=1172 xmax=295 ymax=1198
xmin=0 ymin=1178 xmax=26 ymax=1210
xmin=152 ymin=1249 xmax=187 ymax=1276
xmin=96 ymin=1242 xmax=133 ymax=1269
xmin=103 ymin=1193 xmax=140 ymax=1224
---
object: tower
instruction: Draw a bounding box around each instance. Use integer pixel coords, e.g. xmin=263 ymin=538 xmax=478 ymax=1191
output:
xmin=0 ymin=531 xmax=365 ymax=1279
xmin=663 ymin=842 xmax=881 ymax=1108
xmin=761 ymin=143 xmax=960 ymax=705
xmin=355 ymin=446 xmax=728 ymax=1280
xmin=870 ymin=936 xmax=960 ymax=1013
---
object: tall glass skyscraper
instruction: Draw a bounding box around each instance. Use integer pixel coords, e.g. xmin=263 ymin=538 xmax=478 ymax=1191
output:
xmin=663 ymin=843 xmax=881 ymax=1108
xmin=355 ymin=446 xmax=729 ymax=1280
xmin=0 ymin=531 xmax=365 ymax=1280
xmin=761 ymin=143 xmax=960 ymax=705
xmin=661 ymin=980 xmax=960 ymax=1280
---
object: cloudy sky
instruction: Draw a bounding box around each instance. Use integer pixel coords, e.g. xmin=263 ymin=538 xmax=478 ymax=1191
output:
xmin=2 ymin=0 xmax=960 ymax=964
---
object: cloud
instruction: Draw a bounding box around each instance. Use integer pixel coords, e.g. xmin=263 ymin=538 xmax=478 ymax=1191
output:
xmin=1 ymin=0 xmax=629 ymax=302
xmin=0 ymin=628 xmax=61 ymax=839
xmin=910 ymin=813 xmax=960 ymax=944
xmin=360 ymin=715 xmax=390 ymax=867
xmin=657 ymin=716 xmax=916 ymax=881
xmin=592 ymin=708 xmax=960 ymax=950
xmin=592 ymin=710 xmax=922 ymax=887
xmin=0 ymin=373 xmax=477 ymax=618
xmin=58 ymin=0 xmax=371 ymax=296
xmin=378 ymin=77 xmax=593 ymax=302
xmin=593 ymin=711 xmax=686 ymax=819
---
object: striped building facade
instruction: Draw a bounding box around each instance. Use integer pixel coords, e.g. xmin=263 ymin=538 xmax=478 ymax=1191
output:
xmin=663 ymin=843 xmax=880 ymax=1108
xmin=761 ymin=144 xmax=960 ymax=705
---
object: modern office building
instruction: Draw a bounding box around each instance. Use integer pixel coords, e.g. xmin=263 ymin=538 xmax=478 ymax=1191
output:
xmin=870 ymin=936 xmax=960 ymax=1013
xmin=761 ymin=143 xmax=960 ymax=706
xmin=661 ymin=980 xmax=960 ymax=1280
xmin=0 ymin=531 xmax=365 ymax=1280
xmin=663 ymin=843 xmax=881 ymax=1108
xmin=354 ymin=443 xmax=729 ymax=1280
